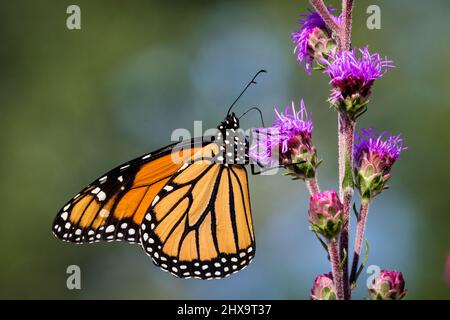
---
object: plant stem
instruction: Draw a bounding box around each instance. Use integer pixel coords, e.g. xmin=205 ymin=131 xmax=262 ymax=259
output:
xmin=306 ymin=177 xmax=321 ymax=195
xmin=338 ymin=111 xmax=355 ymax=299
xmin=309 ymin=0 xmax=356 ymax=300
xmin=309 ymin=0 xmax=340 ymax=34
xmin=350 ymin=200 xmax=369 ymax=284
xmin=328 ymin=239 xmax=345 ymax=300
xmin=341 ymin=0 xmax=354 ymax=51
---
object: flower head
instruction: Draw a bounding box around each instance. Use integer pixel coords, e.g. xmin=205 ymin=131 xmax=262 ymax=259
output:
xmin=309 ymin=190 xmax=344 ymax=240
xmin=354 ymin=128 xmax=406 ymax=201
xmin=250 ymin=100 xmax=319 ymax=179
xmin=369 ymin=270 xmax=407 ymax=300
xmin=310 ymin=272 xmax=336 ymax=300
xmin=323 ymin=47 xmax=394 ymax=114
xmin=291 ymin=8 xmax=338 ymax=75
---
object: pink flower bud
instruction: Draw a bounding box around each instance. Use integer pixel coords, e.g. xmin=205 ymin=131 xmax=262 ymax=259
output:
xmin=369 ymin=270 xmax=407 ymax=300
xmin=310 ymin=272 xmax=337 ymax=300
xmin=309 ymin=190 xmax=344 ymax=240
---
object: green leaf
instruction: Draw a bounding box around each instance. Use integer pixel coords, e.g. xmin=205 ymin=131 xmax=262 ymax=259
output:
xmin=342 ymin=152 xmax=354 ymax=190
xmin=353 ymin=203 xmax=360 ymax=221
xmin=310 ymin=227 xmax=329 ymax=257
xmin=353 ymin=239 xmax=370 ymax=284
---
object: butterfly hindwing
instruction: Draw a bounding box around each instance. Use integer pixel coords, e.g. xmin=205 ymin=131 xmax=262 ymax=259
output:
xmin=140 ymin=142 xmax=255 ymax=279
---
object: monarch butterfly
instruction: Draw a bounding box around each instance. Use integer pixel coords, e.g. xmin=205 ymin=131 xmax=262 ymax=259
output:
xmin=52 ymin=70 xmax=268 ymax=280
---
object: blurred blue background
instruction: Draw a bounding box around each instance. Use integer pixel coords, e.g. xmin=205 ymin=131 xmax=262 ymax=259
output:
xmin=0 ymin=0 xmax=449 ymax=299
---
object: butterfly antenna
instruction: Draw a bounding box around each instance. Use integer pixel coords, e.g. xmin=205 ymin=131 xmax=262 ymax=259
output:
xmin=239 ymin=107 xmax=266 ymax=128
xmin=227 ymin=69 xmax=267 ymax=115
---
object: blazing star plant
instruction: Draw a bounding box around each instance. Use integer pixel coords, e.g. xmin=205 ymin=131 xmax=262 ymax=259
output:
xmin=251 ymin=0 xmax=407 ymax=300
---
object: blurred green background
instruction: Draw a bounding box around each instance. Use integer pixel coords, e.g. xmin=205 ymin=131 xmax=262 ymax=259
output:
xmin=0 ymin=0 xmax=449 ymax=299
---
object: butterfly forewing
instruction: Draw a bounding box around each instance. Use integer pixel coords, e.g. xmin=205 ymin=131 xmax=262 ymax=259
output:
xmin=52 ymin=139 xmax=208 ymax=244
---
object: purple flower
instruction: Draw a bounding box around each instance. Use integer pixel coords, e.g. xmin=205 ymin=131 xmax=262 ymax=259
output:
xmin=291 ymin=8 xmax=338 ymax=75
xmin=310 ymin=272 xmax=336 ymax=300
xmin=309 ymin=190 xmax=344 ymax=240
xmin=250 ymin=101 xmax=319 ymax=179
xmin=369 ymin=270 xmax=407 ymax=300
xmin=354 ymin=128 xmax=406 ymax=200
xmin=354 ymin=128 xmax=406 ymax=174
xmin=323 ymin=47 xmax=394 ymax=113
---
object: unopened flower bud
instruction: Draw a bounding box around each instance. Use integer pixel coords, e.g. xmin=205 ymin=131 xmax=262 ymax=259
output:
xmin=310 ymin=272 xmax=336 ymax=300
xmin=309 ymin=190 xmax=344 ymax=240
xmin=369 ymin=270 xmax=407 ymax=300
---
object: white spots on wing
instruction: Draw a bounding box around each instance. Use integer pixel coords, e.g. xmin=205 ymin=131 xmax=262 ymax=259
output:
xmin=88 ymin=230 xmax=94 ymax=236
xmin=150 ymin=223 xmax=155 ymax=230
xmin=99 ymin=209 xmax=110 ymax=218
xmin=61 ymin=212 xmax=68 ymax=221
xmin=214 ymin=262 xmax=221 ymax=267
xmin=145 ymin=213 xmax=152 ymax=221
xmin=231 ymin=257 xmax=238 ymax=262
xmin=120 ymin=186 xmax=125 ymax=191
xmin=247 ymin=247 xmax=253 ymax=253
xmin=148 ymin=237 xmax=155 ymax=244
xmin=117 ymin=176 xmax=123 ymax=182
xmin=99 ymin=176 xmax=107 ymax=182
xmin=180 ymin=265 xmax=187 ymax=270
xmin=152 ymin=196 xmax=160 ymax=206
xmin=105 ymin=225 xmax=115 ymax=233
xmin=91 ymin=187 xmax=101 ymax=194
xmin=163 ymin=185 xmax=173 ymax=192
xmin=73 ymin=193 xmax=80 ymax=199
xmin=128 ymin=228 xmax=135 ymax=235
xmin=97 ymin=191 xmax=106 ymax=201
xmin=121 ymin=223 xmax=127 ymax=229
xmin=143 ymin=233 xmax=148 ymax=241
xmin=75 ymin=229 xmax=82 ymax=235
xmin=63 ymin=204 xmax=70 ymax=211
xmin=120 ymin=164 xmax=130 ymax=170
xmin=65 ymin=222 xmax=71 ymax=229
xmin=142 ymin=154 xmax=151 ymax=160
xmin=202 ymin=265 xmax=209 ymax=270
xmin=239 ymin=252 xmax=246 ymax=258
xmin=179 ymin=163 xmax=189 ymax=171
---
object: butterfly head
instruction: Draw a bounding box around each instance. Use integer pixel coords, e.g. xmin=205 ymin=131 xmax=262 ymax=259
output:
xmin=218 ymin=112 xmax=240 ymax=132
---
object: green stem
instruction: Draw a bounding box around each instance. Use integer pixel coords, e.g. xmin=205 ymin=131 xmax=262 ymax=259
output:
xmin=328 ymin=239 xmax=345 ymax=300
xmin=350 ymin=200 xmax=370 ymax=283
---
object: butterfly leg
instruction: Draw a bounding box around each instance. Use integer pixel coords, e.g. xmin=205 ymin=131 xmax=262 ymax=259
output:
xmin=250 ymin=161 xmax=307 ymax=175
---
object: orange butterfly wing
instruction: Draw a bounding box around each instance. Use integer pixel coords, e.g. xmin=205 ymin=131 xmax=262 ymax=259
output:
xmin=140 ymin=143 xmax=255 ymax=279
xmin=52 ymin=140 xmax=206 ymax=244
